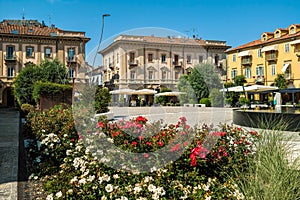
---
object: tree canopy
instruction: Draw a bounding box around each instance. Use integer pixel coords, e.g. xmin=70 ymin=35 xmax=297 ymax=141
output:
xmin=274 ymin=74 xmax=288 ymax=89
xmin=13 ymin=59 xmax=69 ymax=106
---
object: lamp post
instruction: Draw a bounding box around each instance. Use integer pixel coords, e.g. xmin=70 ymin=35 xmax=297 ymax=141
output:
xmin=92 ymin=13 xmax=111 ymax=68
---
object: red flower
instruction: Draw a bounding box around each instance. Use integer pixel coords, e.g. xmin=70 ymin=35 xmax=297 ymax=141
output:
xmin=138 ymin=135 xmax=144 ymax=140
xmin=96 ymin=121 xmax=105 ymax=128
xmin=190 ymin=154 xmax=197 ymax=166
xmin=146 ymin=142 xmax=152 ymax=147
xmin=190 ymin=145 xmax=210 ymax=166
xmin=136 ymin=116 xmax=147 ymax=123
xmin=131 ymin=141 xmax=138 ymax=146
xmin=183 ymin=141 xmax=189 ymax=146
xmin=70 ymin=138 xmax=75 ymax=142
xmin=158 ymin=141 xmax=164 ymax=147
xmin=212 ymin=132 xmax=226 ymax=137
xmin=112 ymin=131 xmax=120 ymax=137
xmin=179 ymin=116 xmax=187 ymax=123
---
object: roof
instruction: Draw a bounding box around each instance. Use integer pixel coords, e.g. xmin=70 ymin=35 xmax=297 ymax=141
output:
xmin=0 ymin=19 xmax=89 ymax=39
xmin=227 ymin=28 xmax=300 ymax=53
xmin=100 ymin=34 xmax=230 ymax=54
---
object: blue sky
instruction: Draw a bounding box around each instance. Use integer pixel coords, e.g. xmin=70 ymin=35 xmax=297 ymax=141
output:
xmin=1 ymin=0 xmax=300 ymax=65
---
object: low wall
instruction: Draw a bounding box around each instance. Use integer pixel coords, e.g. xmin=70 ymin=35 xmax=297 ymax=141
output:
xmin=233 ymin=109 xmax=300 ymax=132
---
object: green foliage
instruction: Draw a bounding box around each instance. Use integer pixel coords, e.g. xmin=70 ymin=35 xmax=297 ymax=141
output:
xmin=238 ymin=97 xmax=250 ymax=106
xmin=94 ymin=87 xmax=111 ymax=113
xmin=177 ymin=75 xmax=197 ymax=104
xmin=13 ymin=59 xmax=70 ymax=106
xmin=274 ymin=73 xmax=288 ymax=89
xmin=209 ymin=88 xmax=224 ymax=107
xmin=32 ymin=82 xmax=72 ymax=104
xmin=233 ymin=75 xmax=247 ymax=86
xmin=223 ymin=81 xmax=240 ymax=107
xmin=154 ymin=88 xmax=172 ymax=105
xmin=199 ymin=97 xmax=211 ymax=107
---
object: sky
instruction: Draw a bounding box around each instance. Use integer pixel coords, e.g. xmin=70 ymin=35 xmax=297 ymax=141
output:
xmin=1 ymin=0 xmax=300 ymax=66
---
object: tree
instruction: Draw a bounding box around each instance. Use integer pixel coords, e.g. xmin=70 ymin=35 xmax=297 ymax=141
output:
xmin=233 ymin=75 xmax=247 ymax=86
xmin=274 ymin=74 xmax=288 ymax=89
xmin=94 ymin=87 xmax=111 ymax=113
xmin=188 ymin=64 xmax=222 ymax=101
xmin=209 ymin=88 xmax=224 ymax=107
xmin=177 ymin=74 xmax=197 ymax=104
xmin=13 ymin=59 xmax=70 ymax=106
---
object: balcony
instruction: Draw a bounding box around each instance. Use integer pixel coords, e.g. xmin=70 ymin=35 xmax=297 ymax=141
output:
xmin=265 ymin=53 xmax=277 ymax=61
xmin=241 ymin=57 xmax=252 ymax=65
xmin=255 ymin=76 xmax=264 ymax=83
xmin=285 ymin=73 xmax=294 ymax=80
xmin=173 ymin=61 xmax=182 ymax=69
xmin=5 ymin=54 xmax=17 ymax=61
xmin=128 ymin=60 xmax=138 ymax=68
xmin=66 ymin=56 xmax=77 ymax=63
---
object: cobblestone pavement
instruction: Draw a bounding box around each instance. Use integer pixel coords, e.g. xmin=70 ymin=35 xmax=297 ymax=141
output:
xmin=0 ymin=108 xmax=19 ymax=200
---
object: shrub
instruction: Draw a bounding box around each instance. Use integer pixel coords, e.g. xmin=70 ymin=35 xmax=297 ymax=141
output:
xmin=199 ymin=98 xmax=211 ymax=107
xmin=94 ymin=87 xmax=111 ymax=113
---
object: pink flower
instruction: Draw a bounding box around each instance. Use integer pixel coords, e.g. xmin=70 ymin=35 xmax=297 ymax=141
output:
xmin=170 ymin=144 xmax=180 ymax=152
xmin=144 ymin=153 xmax=149 ymax=158
xmin=146 ymin=142 xmax=152 ymax=147
xmin=96 ymin=121 xmax=105 ymax=128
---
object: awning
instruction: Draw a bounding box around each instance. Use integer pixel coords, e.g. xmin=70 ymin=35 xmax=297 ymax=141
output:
xmin=238 ymin=50 xmax=251 ymax=57
xmin=281 ymin=63 xmax=290 ymax=73
xmin=290 ymin=39 xmax=300 ymax=45
xmin=261 ymin=45 xmax=278 ymax=52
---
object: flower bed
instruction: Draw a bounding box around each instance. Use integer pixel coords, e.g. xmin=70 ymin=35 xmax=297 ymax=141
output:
xmin=24 ymin=106 xmax=260 ymax=199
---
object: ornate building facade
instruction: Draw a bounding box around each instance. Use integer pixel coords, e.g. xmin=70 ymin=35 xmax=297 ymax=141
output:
xmin=99 ymin=35 xmax=230 ymax=91
xmin=0 ymin=19 xmax=90 ymax=106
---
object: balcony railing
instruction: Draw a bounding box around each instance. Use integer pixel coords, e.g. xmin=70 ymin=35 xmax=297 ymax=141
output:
xmin=128 ymin=60 xmax=138 ymax=68
xmin=66 ymin=56 xmax=77 ymax=63
xmin=173 ymin=61 xmax=183 ymax=68
xmin=5 ymin=54 xmax=17 ymax=61
xmin=265 ymin=53 xmax=277 ymax=61
xmin=241 ymin=57 xmax=252 ymax=65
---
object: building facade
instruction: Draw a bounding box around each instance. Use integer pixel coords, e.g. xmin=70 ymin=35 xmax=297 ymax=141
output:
xmin=99 ymin=35 xmax=230 ymax=91
xmin=0 ymin=19 xmax=90 ymax=106
xmin=226 ymin=24 xmax=300 ymax=88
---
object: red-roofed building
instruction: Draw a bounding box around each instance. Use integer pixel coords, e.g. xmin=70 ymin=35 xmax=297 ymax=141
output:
xmin=0 ymin=19 xmax=90 ymax=107
xmin=226 ymin=24 xmax=300 ymax=89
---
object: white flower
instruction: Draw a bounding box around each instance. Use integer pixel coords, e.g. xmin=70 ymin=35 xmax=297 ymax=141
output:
xmin=105 ymin=184 xmax=114 ymax=193
xmin=205 ymin=196 xmax=212 ymax=200
xmin=46 ymin=194 xmax=53 ymax=200
xmin=101 ymin=196 xmax=107 ymax=200
xmin=102 ymin=174 xmax=111 ymax=182
xmin=78 ymin=178 xmax=87 ymax=185
xmin=66 ymin=149 xmax=72 ymax=156
xmin=157 ymin=186 xmax=166 ymax=196
xmin=152 ymin=193 xmax=160 ymax=200
xmin=55 ymin=191 xmax=63 ymax=198
xmin=148 ymin=184 xmax=156 ymax=192
xmin=144 ymin=176 xmax=153 ymax=183
xmin=107 ymin=138 xmax=114 ymax=143
xmin=70 ymin=176 xmax=78 ymax=184
xmin=113 ymin=174 xmax=120 ymax=179
xmin=133 ymin=186 xmax=142 ymax=194
xmin=87 ymin=175 xmax=95 ymax=182
xmin=67 ymin=189 xmax=73 ymax=194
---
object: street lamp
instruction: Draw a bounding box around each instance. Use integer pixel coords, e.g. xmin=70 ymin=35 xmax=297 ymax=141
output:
xmin=92 ymin=13 xmax=111 ymax=68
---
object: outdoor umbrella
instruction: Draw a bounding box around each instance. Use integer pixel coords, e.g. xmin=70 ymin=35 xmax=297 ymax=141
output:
xmin=109 ymin=88 xmax=135 ymax=95
xmin=154 ymin=91 xmax=186 ymax=97
xmin=244 ymin=85 xmax=278 ymax=92
xmin=219 ymin=86 xmax=245 ymax=92
xmin=132 ymin=89 xmax=157 ymax=95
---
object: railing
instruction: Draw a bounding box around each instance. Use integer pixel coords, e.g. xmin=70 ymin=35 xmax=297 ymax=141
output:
xmin=241 ymin=57 xmax=252 ymax=65
xmin=5 ymin=54 xmax=17 ymax=61
xmin=66 ymin=56 xmax=77 ymax=62
xmin=265 ymin=53 xmax=277 ymax=61
xmin=128 ymin=60 xmax=138 ymax=68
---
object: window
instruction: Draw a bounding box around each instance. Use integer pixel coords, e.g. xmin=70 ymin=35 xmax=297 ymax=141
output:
xmin=174 ymin=55 xmax=179 ymax=65
xmin=7 ymin=46 xmax=15 ymax=59
xmin=148 ymin=53 xmax=153 ymax=62
xmin=129 ymin=52 xmax=135 ymax=63
xmin=275 ymin=31 xmax=280 ymax=38
xmin=148 ymin=70 xmax=154 ymax=80
xmin=271 ymin=64 xmax=276 ymax=76
xmin=244 ymin=67 xmax=251 ymax=78
xmin=69 ymin=68 xmax=75 ymax=78
xmin=232 ymin=54 xmax=236 ymax=62
xmin=284 ymin=43 xmax=290 ymax=53
xmin=161 ymin=54 xmax=166 ymax=63
xmin=256 ymin=66 xmax=264 ymax=76
xmin=291 ymin=27 xmax=295 ymax=34
xmin=130 ymin=71 xmax=135 ymax=81
xmin=214 ymin=54 xmax=219 ymax=66
xmin=231 ymin=69 xmax=237 ymax=79
xmin=117 ymin=53 xmax=119 ymax=63
xmin=26 ymin=46 xmax=34 ymax=58
xmin=68 ymin=48 xmax=75 ymax=61
xmin=175 ymin=71 xmax=179 ymax=80
xmin=187 ymin=55 xmax=192 ymax=64
xmin=45 ymin=47 xmax=52 ymax=58
xmin=7 ymin=67 xmax=14 ymax=77
xmin=257 ymin=49 xmax=262 ymax=58
xmin=162 ymin=71 xmax=167 ymax=80
xmin=262 ymin=35 xmax=267 ymax=41
xmin=199 ymin=55 xmax=203 ymax=63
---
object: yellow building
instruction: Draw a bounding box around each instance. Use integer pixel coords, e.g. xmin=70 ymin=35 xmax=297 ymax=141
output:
xmin=0 ymin=19 xmax=90 ymax=107
xmin=226 ymin=24 xmax=300 ymax=88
